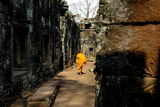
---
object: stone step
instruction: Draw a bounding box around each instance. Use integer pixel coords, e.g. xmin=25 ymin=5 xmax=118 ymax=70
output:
xmin=27 ymin=80 xmax=60 ymax=107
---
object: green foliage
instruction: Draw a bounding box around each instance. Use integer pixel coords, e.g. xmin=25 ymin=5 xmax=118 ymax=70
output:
xmin=66 ymin=10 xmax=73 ymax=16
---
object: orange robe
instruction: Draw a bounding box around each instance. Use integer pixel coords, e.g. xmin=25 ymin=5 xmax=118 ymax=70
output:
xmin=76 ymin=53 xmax=87 ymax=73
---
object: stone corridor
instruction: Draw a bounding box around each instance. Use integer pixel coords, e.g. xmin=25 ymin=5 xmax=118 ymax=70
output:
xmin=10 ymin=61 xmax=95 ymax=107
xmin=2 ymin=0 xmax=160 ymax=107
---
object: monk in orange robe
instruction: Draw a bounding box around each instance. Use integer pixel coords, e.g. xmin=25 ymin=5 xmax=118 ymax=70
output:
xmin=76 ymin=51 xmax=87 ymax=75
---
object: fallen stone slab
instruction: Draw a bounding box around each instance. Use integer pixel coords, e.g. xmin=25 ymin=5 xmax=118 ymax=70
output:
xmin=27 ymin=80 xmax=60 ymax=107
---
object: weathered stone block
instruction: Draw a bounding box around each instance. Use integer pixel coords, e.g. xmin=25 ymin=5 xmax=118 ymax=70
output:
xmin=95 ymin=75 xmax=160 ymax=107
xmin=97 ymin=24 xmax=160 ymax=76
xmin=95 ymin=23 xmax=160 ymax=106
xmin=27 ymin=102 xmax=50 ymax=107
xmin=27 ymin=80 xmax=60 ymax=107
xmin=96 ymin=0 xmax=160 ymax=106
xmin=99 ymin=0 xmax=160 ymax=23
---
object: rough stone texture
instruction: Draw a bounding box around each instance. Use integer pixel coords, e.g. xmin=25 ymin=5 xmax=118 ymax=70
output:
xmin=99 ymin=0 xmax=160 ymax=23
xmin=97 ymin=25 xmax=160 ymax=76
xmin=79 ymin=19 xmax=97 ymax=59
xmin=80 ymin=30 xmax=96 ymax=58
xmin=0 ymin=1 xmax=12 ymax=106
xmin=0 ymin=0 xmax=80 ymax=106
xmin=95 ymin=0 xmax=160 ymax=107
xmin=60 ymin=15 xmax=81 ymax=68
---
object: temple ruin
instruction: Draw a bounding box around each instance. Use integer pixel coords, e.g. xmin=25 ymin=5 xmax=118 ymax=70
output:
xmin=0 ymin=0 xmax=80 ymax=106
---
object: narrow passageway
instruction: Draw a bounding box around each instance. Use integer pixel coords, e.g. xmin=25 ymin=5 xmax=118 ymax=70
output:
xmin=53 ymin=62 xmax=95 ymax=107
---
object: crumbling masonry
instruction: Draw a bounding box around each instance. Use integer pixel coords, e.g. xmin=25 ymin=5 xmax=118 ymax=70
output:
xmin=79 ymin=19 xmax=97 ymax=60
xmin=95 ymin=0 xmax=160 ymax=107
xmin=0 ymin=0 xmax=80 ymax=106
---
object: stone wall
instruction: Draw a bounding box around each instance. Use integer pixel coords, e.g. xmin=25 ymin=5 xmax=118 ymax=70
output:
xmin=95 ymin=0 xmax=160 ymax=107
xmin=99 ymin=0 xmax=160 ymax=23
xmin=80 ymin=29 xmax=96 ymax=59
xmin=60 ymin=10 xmax=81 ymax=68
xmin=0 ymin=0 xmax=80 ymax=106
xmin=79 ymin=19 xmax=96 ymax=60
xmin=0 ymin=1 xmax=12 ymax=106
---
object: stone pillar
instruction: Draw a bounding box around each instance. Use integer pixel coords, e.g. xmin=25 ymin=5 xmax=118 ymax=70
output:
xmin=0 ymin=1 xmax=12 ymax=105
xmin=60 ymin=16 xmax=66 ymax=68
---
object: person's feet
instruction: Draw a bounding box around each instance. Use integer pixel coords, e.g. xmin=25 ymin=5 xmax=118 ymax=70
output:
xmin=77 ymin=72 xmax=84 ymax=75
xmin=81 ymin=72 xmax=84 ymax=74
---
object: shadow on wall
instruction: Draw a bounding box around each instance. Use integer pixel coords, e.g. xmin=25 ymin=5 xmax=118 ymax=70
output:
xmin=95 ymin=51 xmax=160 ymax=107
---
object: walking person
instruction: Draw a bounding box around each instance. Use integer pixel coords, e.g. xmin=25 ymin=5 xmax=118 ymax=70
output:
xmin=76 ymin=51 xmax=87 ymax=75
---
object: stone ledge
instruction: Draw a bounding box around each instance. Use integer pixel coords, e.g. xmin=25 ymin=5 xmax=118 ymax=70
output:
xmin=12 ymin=70 xmax=28 ymax=77
xmin=27 ymin=80 xmax=60 ymax=107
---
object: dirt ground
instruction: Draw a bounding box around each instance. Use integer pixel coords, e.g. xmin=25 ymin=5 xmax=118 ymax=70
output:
xmin=53 ymin=61 xmax=96 ymax=107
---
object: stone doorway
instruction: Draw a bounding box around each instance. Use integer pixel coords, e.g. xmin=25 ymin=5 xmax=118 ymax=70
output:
xmin=43 ymin=34 xmax=50 ymax=63
xmin=13 ymin=24 xmax=29 ymax=72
